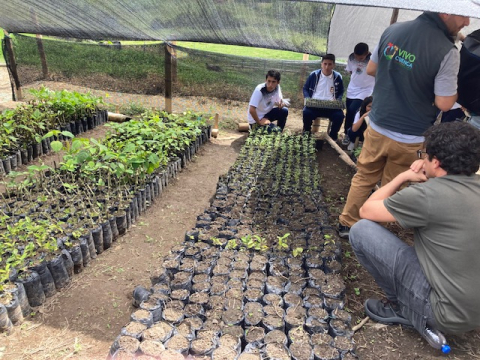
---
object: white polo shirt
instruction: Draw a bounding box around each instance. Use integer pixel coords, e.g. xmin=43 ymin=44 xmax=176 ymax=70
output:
xmin=312 ymin=72 xmax=335 ymax=100
xmin=247 ymin=83 xmax=283 ymax=124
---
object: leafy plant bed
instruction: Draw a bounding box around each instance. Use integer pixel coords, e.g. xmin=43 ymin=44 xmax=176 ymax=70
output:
xmin=112 ymin=129 xmax=357 ymax=359
xmin=0 ymin=87 xmax=107 ymax=175
xmin=0 ymin=110 xmax=212 ymax=332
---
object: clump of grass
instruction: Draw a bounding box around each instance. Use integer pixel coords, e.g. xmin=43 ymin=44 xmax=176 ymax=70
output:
xmin=121 ymin=102 xmax=148 ymax=116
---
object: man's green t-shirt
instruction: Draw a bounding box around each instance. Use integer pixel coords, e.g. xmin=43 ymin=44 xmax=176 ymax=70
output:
xmin=385 ymin=174 xmax=480 ymax=334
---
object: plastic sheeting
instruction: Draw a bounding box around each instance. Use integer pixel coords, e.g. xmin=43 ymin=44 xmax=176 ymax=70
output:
xmin=328 ymin=7 xmax=480 ymax=58
xmin=305 ymin=0 xmax=480 ymax=18
xmin=0 ymin=0 xmax=334 ymax=55
xmin=0 ymin=1 xmax=479 ymax=56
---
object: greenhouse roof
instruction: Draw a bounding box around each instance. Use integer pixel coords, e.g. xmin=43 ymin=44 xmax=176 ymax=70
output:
xmin=0 ymin=0 xmax=479 ymax=57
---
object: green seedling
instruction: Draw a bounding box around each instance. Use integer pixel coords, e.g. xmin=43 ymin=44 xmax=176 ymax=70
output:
xmin=292 ymin=247 xmax=303 ymax=258
xmin=211 ymin=237 xmax=223 ymax=246
xmin=277 ymin=233 xmax=290 ymax=251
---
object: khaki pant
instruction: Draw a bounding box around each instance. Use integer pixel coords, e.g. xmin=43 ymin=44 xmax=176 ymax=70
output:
xmin=339 ymin=126 xmax=423 ymax=228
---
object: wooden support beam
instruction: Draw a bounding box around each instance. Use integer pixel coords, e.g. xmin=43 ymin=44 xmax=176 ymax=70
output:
xmin=31 ymin=9 xmax=48 ymax=78
xmin=36 ymin=34 xmax=49 ymax=79
xmin=390 ymin=8 xmax=399 ymax=25
xmin=171 ymin=41 xmax=177 ymax=83
xmin=164 ymin=43 xmax=173 ymax=113
xmin=3 ymin=30 xmax=23 ymax=101
xmin=299 ymin=53 xmax=310 ymax=100
xmin=324 ymin=134 xmax=357 ymax=170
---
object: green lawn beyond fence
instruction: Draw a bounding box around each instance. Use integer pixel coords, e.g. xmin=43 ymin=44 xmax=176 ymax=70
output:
xmin=12 ymin=35 xmax=349 ymax=106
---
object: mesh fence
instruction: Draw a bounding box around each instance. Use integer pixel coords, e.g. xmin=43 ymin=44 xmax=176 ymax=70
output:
xmin=8 ymin=34 xmax=350 ymax=109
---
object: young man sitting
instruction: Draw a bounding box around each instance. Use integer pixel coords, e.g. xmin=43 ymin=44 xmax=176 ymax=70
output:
xmin=349 ymin=122 xmax=480 ymax=350
xmin=302 ymin=53 xmax=344 ymax=140
xmin=247 ymin=70 xmax=288 ymax=131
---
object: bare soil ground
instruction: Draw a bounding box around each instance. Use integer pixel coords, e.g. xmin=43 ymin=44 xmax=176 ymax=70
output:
xmin=0 ymin=72 xmax=479 ymax=359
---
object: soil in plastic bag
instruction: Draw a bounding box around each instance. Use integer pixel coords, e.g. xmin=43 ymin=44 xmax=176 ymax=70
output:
xmin=61 ymin=249 xmax=74 ymax=278
xmin=0 ymin=304 xmax=13 ymax=334
xmin=92 ymin=225 xmax=104 ymax=255
xmin=132 ymin=286 xmax=151 ymax=307
xmin=13 ymin=282 xmax=31 ymax=317
xmin=79 ymin=237 xmax=91 ymax=267
xmin=47 ymin=254 xmax=70 ymax=289
xmin=17 ymin=270 xmax=46 ymax=307
xmin=29 ymin=261 xmax=56 ymax=298
xmin=69 ymin=244 xmax=84 ymax=274
xmin=102 ymin=220 xmax=113 ymax=250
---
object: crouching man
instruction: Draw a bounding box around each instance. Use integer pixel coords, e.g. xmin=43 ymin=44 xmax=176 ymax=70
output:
xmin=349 ymin=122 xmax=480 ymax=349
xmin=247 ymin=69 xmax=288 ymax=131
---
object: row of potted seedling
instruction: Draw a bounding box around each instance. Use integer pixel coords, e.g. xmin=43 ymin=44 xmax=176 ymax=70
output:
xmin=111 ymin=130 xmax=356 ymax=359
xmin=0 ymin=109 xmax=212 ymax=333
xmin=0 ymin=87 xmax=106 ymax=175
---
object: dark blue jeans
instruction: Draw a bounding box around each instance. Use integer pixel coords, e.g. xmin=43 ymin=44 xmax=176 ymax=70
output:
xmin=347 ymin=123 xmax=367 ymax=143
xmin=264 ymin=107 xmax=288 ymax=130
xmin=345 ymin=98 xmax=363 ymax=135
xmin=350 ymin=219 xmax=439 ymax=335
xmin=302 ymin=106 xmax=345 ymax=140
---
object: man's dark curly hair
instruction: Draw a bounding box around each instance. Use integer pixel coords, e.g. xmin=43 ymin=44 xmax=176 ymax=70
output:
xmin=424 ymin=122 xmax=480 ymax=175
xmin=266 ymin=70 xmax=281 ymax=81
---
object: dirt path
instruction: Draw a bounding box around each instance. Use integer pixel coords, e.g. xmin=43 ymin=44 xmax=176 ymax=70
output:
xmin=0 ymin=65 xmax=13 ymax=104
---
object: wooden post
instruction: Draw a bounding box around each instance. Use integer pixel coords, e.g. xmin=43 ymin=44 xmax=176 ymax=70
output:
xmin=3 ymin=30 xmax=23 ymax=101
xmin=164 ymin=43 xmax=173 ymax=113
xmin=390 ymin=8 xmax=399 ymax=25
xmin=299 ymin=53 xmax=310 ymax=102
xmin=31 ymin=9 xmax=48 ymax=78
xmin=36 ymin=34 xmax=49 ymax=79
xmin=171 ymin=41 xmax=177 ymax=83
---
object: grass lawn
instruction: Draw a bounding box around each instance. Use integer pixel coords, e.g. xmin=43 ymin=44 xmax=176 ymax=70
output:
xmin=177 ymin=41 xmax=320 ymax=61
xmin=16 ymin=35 xmax=319 ymax=62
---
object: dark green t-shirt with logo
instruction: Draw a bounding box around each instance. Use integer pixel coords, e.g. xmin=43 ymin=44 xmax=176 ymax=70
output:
xmin=370 ymin=12 xmax=455 ymax=136
xmin=385 ymin=174 xmax=480 ymax=334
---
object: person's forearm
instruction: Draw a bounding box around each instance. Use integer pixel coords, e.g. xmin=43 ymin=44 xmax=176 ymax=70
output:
xmin=352 ymin=116 xmax=365 ymax=132
xmin=366 ymin=172 xmax=408 ymax=203
xmin=352 ymin=123 xmax=361 ymax=132
xmin=249 ymin=106 xmax=261 ymax=124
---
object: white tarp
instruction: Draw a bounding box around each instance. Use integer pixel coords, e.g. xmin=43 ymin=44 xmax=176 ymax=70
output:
xmin=305 ymin=0 xmax=480 ymax=19
xmin=328 ymin=6 xmax=480 ymax=58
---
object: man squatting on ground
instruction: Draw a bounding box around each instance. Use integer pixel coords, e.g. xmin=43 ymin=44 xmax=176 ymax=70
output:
xmin=302 ymin=54 xmax=345 ymax=140
xmin=247 ymin=70 xmax=288 ymax=131
xmin=350 ymin=122 xmax=480 ymax=349
xmin=337 ymin=12 xmax=470 ymax=239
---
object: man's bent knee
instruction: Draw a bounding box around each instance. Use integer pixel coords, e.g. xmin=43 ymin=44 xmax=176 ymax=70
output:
xmin=350 ymin=219 xmax=379 ymax=247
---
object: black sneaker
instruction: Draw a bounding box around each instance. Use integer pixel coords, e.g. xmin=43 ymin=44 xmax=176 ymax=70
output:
xmin=337 ymin=224 xmax=350 ymax=239
xmin=364 ymin=298 xmax=413 ymax=327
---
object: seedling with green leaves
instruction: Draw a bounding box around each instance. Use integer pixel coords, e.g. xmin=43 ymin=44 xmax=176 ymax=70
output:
xmin=277 ymin=233 xmax=290 ymax=251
